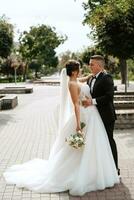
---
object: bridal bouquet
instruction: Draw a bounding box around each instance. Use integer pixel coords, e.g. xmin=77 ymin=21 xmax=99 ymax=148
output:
xmin=65 ymin=122 xmax=86 ymax=149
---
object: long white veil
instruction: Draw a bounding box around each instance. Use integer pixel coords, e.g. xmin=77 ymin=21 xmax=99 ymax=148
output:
xmin=49 ymin=68 xmax=72 ymax=159
xmin=58 ymin=68 xmax=72 ymax=134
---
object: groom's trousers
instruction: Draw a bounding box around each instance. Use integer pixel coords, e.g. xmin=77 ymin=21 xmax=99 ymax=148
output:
xmin=103 ymin=121 xmax=118 ymax=170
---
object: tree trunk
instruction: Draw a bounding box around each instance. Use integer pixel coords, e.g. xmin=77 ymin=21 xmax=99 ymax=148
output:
xmin=23 ymin=70 xmax=26 ymax=82
xmin=119 ymin=58 xmax=127 ymax=84
xmin=35 ymin=70 xmax=38 ymax=78
xmin=119 ymin=58 xmax=128 ymax=93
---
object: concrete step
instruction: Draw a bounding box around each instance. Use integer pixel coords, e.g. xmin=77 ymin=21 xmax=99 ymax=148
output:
xmin=114 ymin=95 xmax=134 ymax=101
xmin=114 ymin=100 xmax=134 ymax=109
xmin=115 ymin=91 xmax=134 ymax=95
xmin=115 ymin=109 xmax=134 ymax=129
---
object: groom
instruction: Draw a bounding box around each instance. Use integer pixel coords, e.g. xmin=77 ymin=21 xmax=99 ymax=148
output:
xmin=83 ymin=55 xmax=120 ymax=176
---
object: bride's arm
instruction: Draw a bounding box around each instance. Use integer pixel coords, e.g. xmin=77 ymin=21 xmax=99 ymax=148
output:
xmin=78 ymin=74 xmax=92 ymax=83
xmin=69 ymin=83 xmax=81 ymax=132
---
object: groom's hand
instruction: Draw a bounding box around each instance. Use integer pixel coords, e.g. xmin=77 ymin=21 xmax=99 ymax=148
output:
xmin=82 ymin=96 xmax=92 ymax=107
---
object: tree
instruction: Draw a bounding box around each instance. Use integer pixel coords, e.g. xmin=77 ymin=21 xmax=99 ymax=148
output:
xmin=29 ymin=60 xmax=41 ymax=78
xmin=0 ymin=54 xmax=25 ymax=82
xmin=80 ymin=46 xmax=103 ymax=64
xmin=19 ymin=24 xmax=66 ymax=78
xmin=0 ymin=15 xmax=14 ymax=58
xmin=83 ymin=0 xmax=134 ymax=85
xmin=58 ymin=51 xmax=79 ymax=69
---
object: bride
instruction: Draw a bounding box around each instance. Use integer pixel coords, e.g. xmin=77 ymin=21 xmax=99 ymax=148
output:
xmin=3 ymin=60 xmax=119 ymax=196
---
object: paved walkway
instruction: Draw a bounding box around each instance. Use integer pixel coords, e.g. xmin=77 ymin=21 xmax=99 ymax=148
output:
xmin=0 ymin=83 xmax=134 ymax=200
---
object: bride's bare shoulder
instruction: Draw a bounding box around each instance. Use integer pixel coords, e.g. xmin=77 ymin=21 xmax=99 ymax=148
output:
xmin=68 ymin=81 xmax=79 ymax=87
xmin=68 ymin=81 xmax=80 ymax=92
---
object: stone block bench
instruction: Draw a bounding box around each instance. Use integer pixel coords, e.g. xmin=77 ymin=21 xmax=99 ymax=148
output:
xmin=0 ymin=87 xmax=33 ymax=94
xmin=33 ymin=80 xmax=60 ymax=86
xmin=0 ymin=95 xmax=18 ymax=110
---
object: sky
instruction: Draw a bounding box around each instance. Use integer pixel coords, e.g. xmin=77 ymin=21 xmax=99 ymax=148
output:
xmin=1 ymin=0 xmax=93 ymax=55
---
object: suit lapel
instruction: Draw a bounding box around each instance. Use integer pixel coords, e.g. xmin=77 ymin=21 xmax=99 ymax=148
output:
xmin=96 ymin=71 xmax=104 ymax=81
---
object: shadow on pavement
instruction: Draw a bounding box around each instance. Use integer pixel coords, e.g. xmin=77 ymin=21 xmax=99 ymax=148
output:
xmin=0 ymin=113 xmax=14 ymax=128
xmin=117 ymin=181 xmax=133 ymax=200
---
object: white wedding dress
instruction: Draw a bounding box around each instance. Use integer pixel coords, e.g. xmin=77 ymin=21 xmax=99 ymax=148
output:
xmin=3 ymin=70 xmax=119 ymax=196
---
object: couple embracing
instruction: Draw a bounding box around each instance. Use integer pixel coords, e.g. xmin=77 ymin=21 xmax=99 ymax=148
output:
xmin=4 ymin=55 xmax=120 ymax=196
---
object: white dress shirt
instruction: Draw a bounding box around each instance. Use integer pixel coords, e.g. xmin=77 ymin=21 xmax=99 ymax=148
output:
xmin=91 ymin=71 xmax=102 ymax=105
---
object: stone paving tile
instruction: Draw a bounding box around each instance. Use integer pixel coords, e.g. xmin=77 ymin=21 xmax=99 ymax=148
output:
xmin=0 ymin=84 xmax=134 ymax=200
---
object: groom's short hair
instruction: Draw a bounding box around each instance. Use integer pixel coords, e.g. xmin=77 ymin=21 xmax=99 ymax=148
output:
xmin=90 ymin=55 xmax=105 ymax=67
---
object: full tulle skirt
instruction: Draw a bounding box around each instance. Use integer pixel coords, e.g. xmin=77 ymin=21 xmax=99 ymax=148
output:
xmin=3 ymin=105 xmax=119 ymax=196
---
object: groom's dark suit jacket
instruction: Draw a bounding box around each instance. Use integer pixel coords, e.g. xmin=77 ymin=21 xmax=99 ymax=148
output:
xmin=87 ymin=72 xmax=117 ymax=124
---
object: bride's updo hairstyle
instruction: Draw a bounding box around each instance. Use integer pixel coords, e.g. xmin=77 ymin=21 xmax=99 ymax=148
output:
xmin=65 ymin=60 xmax=80 ymax=77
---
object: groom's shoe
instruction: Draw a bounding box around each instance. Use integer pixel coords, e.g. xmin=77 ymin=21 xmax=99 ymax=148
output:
xmin=117 ymin=168 xmax=120 ymax=175
xmin=117 ymin=169 xmax=121 ymax=180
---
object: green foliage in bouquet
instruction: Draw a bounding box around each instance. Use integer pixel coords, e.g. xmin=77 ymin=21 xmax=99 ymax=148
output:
xmin=65 ymin=122 xmax=86 ymax=149
xmin=81 ymin=122 xmax=86 ymax=130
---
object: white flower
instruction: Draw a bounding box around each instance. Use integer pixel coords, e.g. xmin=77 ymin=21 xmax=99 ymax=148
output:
xmin=65 ymin=132 xmax=85 ymax=149
xmin=75 ymin=137 xmax=80 ymax=141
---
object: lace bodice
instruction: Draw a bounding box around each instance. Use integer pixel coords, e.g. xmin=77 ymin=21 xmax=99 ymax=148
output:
xmin=79 ymin=83 xmax=91 ymax=101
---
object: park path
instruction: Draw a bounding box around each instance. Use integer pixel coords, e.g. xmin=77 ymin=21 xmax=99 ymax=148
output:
xmin=0 ymin=83 xmax=134 ymax=200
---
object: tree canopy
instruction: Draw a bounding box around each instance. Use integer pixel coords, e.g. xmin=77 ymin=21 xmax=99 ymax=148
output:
xmin=19 ymin=24 xmax=66 ymax=68
xmin=83 ymin=0 xmax=134 ymax=83
xmin=0 ymin=15 xmax=14 ymax=58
